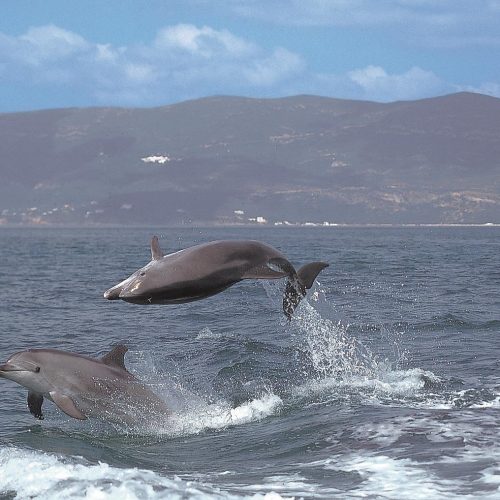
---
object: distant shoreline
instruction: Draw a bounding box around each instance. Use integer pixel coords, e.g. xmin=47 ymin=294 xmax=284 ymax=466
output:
xmin=0 ymin=222 xmax=498 ymax=229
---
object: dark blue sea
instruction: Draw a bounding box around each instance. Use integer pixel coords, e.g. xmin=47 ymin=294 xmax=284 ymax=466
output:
xmin=0 ymin=227 xmax=499 ymax=499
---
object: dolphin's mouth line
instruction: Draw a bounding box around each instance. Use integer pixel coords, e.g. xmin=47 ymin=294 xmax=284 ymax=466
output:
xmin=0 ymin=366 xmax=38 ymax=373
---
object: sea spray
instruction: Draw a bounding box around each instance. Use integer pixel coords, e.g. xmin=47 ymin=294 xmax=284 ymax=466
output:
xmin=263 ymin=279 xmax=439 ymax=407
xmin=291 ymin=300 xmax=379 ymax=379
xmin=262 ymin=279 xmax=379 ymax=379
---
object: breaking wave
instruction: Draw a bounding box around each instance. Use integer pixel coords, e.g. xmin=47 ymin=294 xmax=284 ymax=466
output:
xmin=0 ymin=446 xmax=286 ymax=499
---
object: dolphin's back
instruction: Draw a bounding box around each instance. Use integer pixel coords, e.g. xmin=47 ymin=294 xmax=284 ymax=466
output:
xmin=164 ymin=240 xmax=286 ymax=277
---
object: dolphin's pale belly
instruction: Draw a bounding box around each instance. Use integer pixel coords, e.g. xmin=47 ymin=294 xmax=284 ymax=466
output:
xmin=123 ymin=275 xmax=240 ymax=305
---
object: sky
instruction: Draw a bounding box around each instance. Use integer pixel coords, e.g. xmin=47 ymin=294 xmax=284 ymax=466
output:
xmin=1 ymin=0 xmax=500 ymax=111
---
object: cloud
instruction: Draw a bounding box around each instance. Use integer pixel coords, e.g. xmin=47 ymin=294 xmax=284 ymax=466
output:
xmin=0 ymin=22 xmax=493 ymax=107
xmin=458 ymin=81 xmax=500 ymax=98
xmin=154 ymin=24 xmax=255 ymax=57
xmin=228 ymin=0 xmax=500 ymax=47
xmin=275 ymin=64 xmax=452 ymax=103
xmin=0 ymin=25 xmax=92 ymax=84
xmin=0 ymin=23 xmax=304 ymax=106
xmin=123 ymin=63 xmax=156 ymax=84
xmin=347 ymin=65 xmax=446 ymax=101
xmin=19 ymin=25 xmax=89 ymax=62
xmin=230 ymin=0 xmax=496 ymax=25
xmin=244 ymin=47 xmax=305 ymax=86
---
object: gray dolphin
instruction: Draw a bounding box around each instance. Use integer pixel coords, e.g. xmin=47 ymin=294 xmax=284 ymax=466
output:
xmin=0 ymin=344 xmax=170 ymax=424
xmin=104 ymin=237 xmax=328 ymax=319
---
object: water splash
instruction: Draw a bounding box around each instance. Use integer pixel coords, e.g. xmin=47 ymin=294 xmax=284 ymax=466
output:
xmin=262 ymin=279 xmax=379 ymax=379
xmin=100 ymin=392 xmax=283 ymax=437
xmin=262 ymin=279 xmax=439 ymax=407
xmin=291 ymin=300 xmax=379 ymax=379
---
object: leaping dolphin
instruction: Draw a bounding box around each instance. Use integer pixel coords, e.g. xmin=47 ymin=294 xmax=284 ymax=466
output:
xmin=104 ymin=237 xmax=328 ymax=319
xmin=0 ymin=345 xmax=170 ymax=424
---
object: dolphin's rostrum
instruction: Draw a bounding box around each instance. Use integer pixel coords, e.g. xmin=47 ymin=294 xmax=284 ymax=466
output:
xmin=0 ymin=345 xmax=170 ymax=424
xmin=104 ymin=237 xmax=329 ymax=319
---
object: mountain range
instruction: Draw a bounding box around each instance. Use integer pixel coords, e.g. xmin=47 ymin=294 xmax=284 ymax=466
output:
xmin=1 ymin=91 xmax=499 ymax=225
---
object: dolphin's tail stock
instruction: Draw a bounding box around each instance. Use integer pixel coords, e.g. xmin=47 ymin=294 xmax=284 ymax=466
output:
xmin=282 ymin=262 xmax=329 ymax=320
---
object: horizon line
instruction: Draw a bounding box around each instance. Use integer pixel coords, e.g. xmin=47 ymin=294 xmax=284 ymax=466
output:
xmin=1 ymin=90 xmax=497 ymax=115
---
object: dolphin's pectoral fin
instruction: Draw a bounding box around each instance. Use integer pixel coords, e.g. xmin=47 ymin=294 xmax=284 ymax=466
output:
xmin=27 ymin=391 xmax=44 ymax=420
xmin=49 ymin=392 xmax=87 ymax=420
xmin=151 ymin=235 xmax=164 ymax=261
xmin=101 ymin=344 xmax=128 ymax=371
xmin=282 ymin=262 xmax=329 ymax=320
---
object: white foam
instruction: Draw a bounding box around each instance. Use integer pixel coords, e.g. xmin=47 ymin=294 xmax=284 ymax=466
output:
xmin=170 ymin=393 xmax=282 ymax=436
xmin=471 ymin=396 xmax=500 ymax=408
xmin=237 ymin=473 xmax=321 ymax=496
xmin=399 ymin=387 xmax=500 ymax=411
xmin=0 ymin=446 xmax=223 ymax=499
xmin=291 ymin=364 xmax=439 ymax=409
xmin=480 ymin=464 xmax=500 ymax=490
xmin=141 ymin=155 xmax=171 ymax=164
xmin=307 ymin=451 xmax=483 ymax=499
xmin=0 ymin=446 xmax=289 ymax=500
xmin=196 ymin=327 xmax=225 ymax=340
xmin=336 ymin=454 xmax=452 ymax=499
xmin=341 ymin=439 xmax=500 ymax=499
xmin=328 ymin=408 xmax=500 ymax=498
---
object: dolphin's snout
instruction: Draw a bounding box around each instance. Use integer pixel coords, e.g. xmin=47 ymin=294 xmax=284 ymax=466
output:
xmin=104 ymin=273 xmax=147 ymax=300
xmin=0 ymin=362 xmax=26 ymax=373
xmin=103 ymin=286 xmax=122 ymax=300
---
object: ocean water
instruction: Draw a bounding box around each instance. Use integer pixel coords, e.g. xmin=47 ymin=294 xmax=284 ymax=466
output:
xmin=0 ymin=226 xmax=499 ymax=499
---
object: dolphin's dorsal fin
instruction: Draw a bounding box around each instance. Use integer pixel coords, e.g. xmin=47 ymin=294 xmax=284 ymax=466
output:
xmin=151 ymin=235 xmax=164 ymax=260
xmin=101 ymin=344 xmax=128 ymax=370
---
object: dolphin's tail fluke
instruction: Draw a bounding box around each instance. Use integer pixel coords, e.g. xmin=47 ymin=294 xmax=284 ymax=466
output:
xmin=283 ymin=262 xmax=329 ymax=320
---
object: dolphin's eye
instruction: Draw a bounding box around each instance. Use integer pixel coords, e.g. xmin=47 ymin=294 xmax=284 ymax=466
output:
xmin=35 ymin=366 xmax=40 ymax=373
xmin=140 ymin=272 xmax=146 ymax=276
